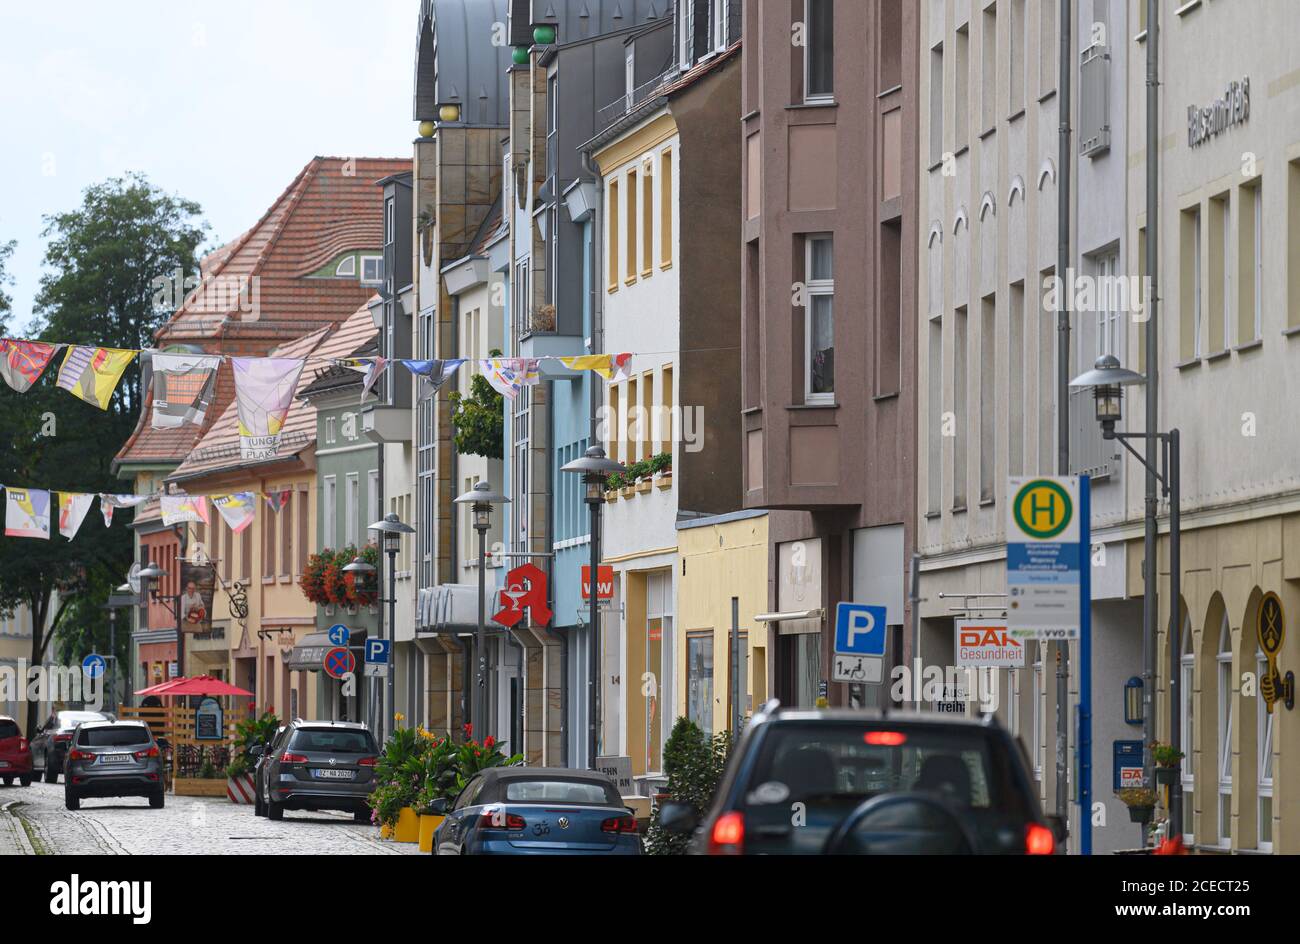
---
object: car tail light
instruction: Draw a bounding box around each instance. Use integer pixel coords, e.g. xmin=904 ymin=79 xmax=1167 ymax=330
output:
xmin=707 ymin=811 xmax=745 ymax=855
xmin=53 ymin=733 xmax=73 ymax=743
xmin=17 ymin=738 xmax=27 ymax=752
xmin=601 ymin=815 xmax=639 ymax=834
xmin=864 ymin=730 xmax=907 ymax=746
xmin=67 ymin=749 xmax=95 ymax=762
xmin=477 ymin=810 xmax=526 ymax=830
xmin=1026 ymin=823 xmax=1055 ymax=855
xmin=133 ymin=746 xmax=160 ymax=760
xmin=280 ymin=752 xmax=309 ymax=764
xmin=357 ymin=756 xmax=378 ymax=767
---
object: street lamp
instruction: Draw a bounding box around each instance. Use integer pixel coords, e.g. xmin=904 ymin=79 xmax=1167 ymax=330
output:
xmin=453 ymin=482 xmax=509 ymax=744
xmin=561 ymin=445 xmax=625 ymax=768
xmin=367 ymin=513 xmax=414 ymax=743
xmin=101 ymin=581 xmax=135 ymax=711
xmin=137 ymin=560 xmax=183 ymax=684
xmin=1071 ymin=354 xmax=1183 ymax=834
xmin=342 ymin=556 xmax=378 ymax=732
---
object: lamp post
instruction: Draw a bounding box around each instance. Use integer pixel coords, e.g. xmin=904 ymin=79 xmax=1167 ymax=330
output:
xmin=561 ymin=446 xmax=625 ymax=768
xmin=1071 ymin=354 xmax=1183 ymax=836
xmin=101 ymin=582 xmax=135 ymax=712
xmin=342 ymin=555 xmax=377 ymax=730
xmin=452 ymin=483 xmax=509 ymax=743
xmin=366 ymin=514 xmax=415 ymax=744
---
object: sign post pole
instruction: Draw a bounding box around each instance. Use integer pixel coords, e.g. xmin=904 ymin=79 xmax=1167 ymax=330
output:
xmin=1079 ymin=476 xmax=1092 ymax=855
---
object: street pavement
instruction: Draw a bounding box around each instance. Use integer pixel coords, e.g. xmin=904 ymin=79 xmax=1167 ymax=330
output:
xmin=0 ymin=780 xmax=421 ymax=855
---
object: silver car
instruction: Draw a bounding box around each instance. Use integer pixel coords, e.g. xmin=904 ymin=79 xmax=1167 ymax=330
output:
xmin=257 ymin=721 xmax=379 ymax=821
xmin=63 ymin=720 xmax=165 ymax=810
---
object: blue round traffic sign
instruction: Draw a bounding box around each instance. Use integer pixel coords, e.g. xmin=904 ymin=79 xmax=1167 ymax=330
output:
xmin=327 ymin=624 xmax=350 ymax=647
xmin=323 ymin=646 xmax=355 ymax=680
xmin=82 ymin=654 xmax=106 ymax=679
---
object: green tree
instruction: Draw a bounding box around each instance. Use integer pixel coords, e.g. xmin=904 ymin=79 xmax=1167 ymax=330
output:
xmin=0 ymin=175 xmax=206 ymax=738
xmin=644 ymin=718 xmax=733 ymax=855
xmin=0 ymin=238 xmax=15 ymax=334
xmin=448 ymin=348 xmax=504 ymax=459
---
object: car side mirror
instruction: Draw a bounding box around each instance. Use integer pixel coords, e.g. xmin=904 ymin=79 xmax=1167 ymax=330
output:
xmin=657 ymin=801 xmax=698 ymax=835
xmin=428 ymin=797 xmax=449 ymax=815
xmin=249 ymin=744 xmax=263 ymax=758
xmin=1046 ymin=814 xmax=1068 ymax=845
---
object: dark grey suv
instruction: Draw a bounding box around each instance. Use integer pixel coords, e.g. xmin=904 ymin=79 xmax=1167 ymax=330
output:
xmin=63 ymin=720 xmax=165 ymax=810
xmin=254 ymin=721 xmax=378 ymax=821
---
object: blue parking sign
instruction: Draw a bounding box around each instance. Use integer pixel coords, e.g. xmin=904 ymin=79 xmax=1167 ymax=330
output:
xmin=365 ymin=639 xmax=391 ymax=665
xmin=834 ymin=604 xmax=887 ymax=657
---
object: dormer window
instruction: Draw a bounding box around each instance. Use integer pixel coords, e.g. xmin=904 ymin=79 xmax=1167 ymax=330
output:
xmin=335 ymin=256 xmax=357 ymax=277
xmin=361 ymin=254 xmax=384 ymax=284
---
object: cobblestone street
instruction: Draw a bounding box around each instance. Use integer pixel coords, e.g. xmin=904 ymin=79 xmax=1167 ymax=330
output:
xmin=0 ymin=781 xmax=420 ymax=856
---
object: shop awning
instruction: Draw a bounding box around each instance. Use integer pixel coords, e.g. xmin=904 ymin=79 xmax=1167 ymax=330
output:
xmin=285 ymin=631 xmax=368 ymax=672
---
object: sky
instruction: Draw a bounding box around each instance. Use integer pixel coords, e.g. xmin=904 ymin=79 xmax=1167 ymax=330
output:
xmin=0 ymin=0 xmax=418 ymax=333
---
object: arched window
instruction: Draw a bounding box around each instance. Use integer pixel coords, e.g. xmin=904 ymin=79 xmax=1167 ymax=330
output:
xmin=1257 ymin=642 xmax=1274 ymax=851
xmin=1217 ymin=613 xmax=1233 ymax=845
xmin=1180 ymin=614 xmax=1194 ymax=842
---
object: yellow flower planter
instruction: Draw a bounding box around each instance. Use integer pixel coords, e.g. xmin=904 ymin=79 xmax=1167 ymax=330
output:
xmin=394 ymin=806 xmax=420 ymax=843
xmin=380 ymin=822 xmax=393 ymax=839
xmin=419 ymin=813 xmax=445 ymax=852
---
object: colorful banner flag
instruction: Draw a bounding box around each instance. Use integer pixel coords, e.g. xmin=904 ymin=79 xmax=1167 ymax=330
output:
xmin=212 ymin=492 xmax=257 ymax=533
xmin=402 ymin=358 xmax=466 ymax=400
xmin=56 ymin=346 xmax=137 ymax=410
xmin=56 ymin=492 xmax=94 ymax=541
xmin=99 ymin=493 xmax=149 ymax=527
xmin=160 ymin=494 xmax=209 ymax=526
xmin=149 ymin=352 xmax=222 ymax=428
xmin=558 ymin=353 xmax=633 ymax=382
xmin=361 ymin=356 xmax=386 ymax=402
xmin=480 ymin=358 xmax=540 ymax=400
xmin=5 ymin=487 xmax=51 ymax=539
xmin=232 ymin=357 xmax=305 ymax=460
xmin=0 ymin=340 xmax=62 ymax=393
xmin=265 ymin=490 xmax=291 ymax=513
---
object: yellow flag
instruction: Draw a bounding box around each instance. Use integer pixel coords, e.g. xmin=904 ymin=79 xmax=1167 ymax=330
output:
xmin=56 ymin=346 xmax=138 ymax=410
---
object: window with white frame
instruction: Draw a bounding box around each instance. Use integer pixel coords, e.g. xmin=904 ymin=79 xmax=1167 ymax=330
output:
xmin=712 ymin=0 xmax=727 ymax=52
xmin=368 ymin=469 xmax=380 ymax=538
xmin=325 ymin=416 xmax=337 ymax=445
xmin=345 ymin=473 xmax=359 ymax=549
xmin=1217 ymin=612 xmax=1232 ymax=845
xmin=361 ymin=254 xmax=384 ymax=285
xmin=334 ymin=256 xmax=356 ymax=278
xmin=323 ymin=476 xmax=337 ymax=550
xmin=1253 ymin=184 xmax=1263 ymax=342
xmin=1257 ymin=645 xmax=1274 ymax=851
xmin=1096 ymin=250 xmax=1122 ymax=359
xmin=804 ymin=0 xmax=834 ymax=102
xmin=804 ymin=234 xmax=834 ymax=404
xmin=1181 ymin=613 xmax=1195 ymax=842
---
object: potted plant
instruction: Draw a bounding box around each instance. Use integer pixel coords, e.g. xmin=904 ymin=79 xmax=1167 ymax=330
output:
xmin=604 ymin=472 xmax=623 ymax=502
xmin=630 ymin=460 xmax=652 ymax=494
xmin=1151 ymin=742 xmax=1184 ymax=785
xmin=300 ymin=549 xmax=333 ymax=606
xmin=531 ymin=303 xmax=557 ymax=333
xmin=650 ymin=451 xmax=672 ymax=489
xmin=368 ymin=716 xmax=427 ymax=841
xmin=452 ymin=725 xmax=524 ymax=788
xmin=1118 ymin=786 xmax=1157 ymax=823
xmin=414 ymin=733 xmax=460 ymax=852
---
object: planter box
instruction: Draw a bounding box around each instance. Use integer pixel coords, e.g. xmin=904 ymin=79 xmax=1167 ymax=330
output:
xmin=419 ymin=813 xmax=445 ymax=852
xmin=227 ymin=773 xmax=255 ymax=804
xmin=605 ymin=490 xmax=618 ymax=504
xmin=1127 ymin=805 xmax=1155 ymax=824
xmin=620 ymin=487 xmax=635 ymax=499
xmin=174 ymin=777 xmax=229 ymax=798
xmin=1154 ymin=767 xmax=1178 ymax=785
xmin=654 ymin=472 xmax=672 ymax=490
xmin=635 ymin=479 xmax=651 ymax=494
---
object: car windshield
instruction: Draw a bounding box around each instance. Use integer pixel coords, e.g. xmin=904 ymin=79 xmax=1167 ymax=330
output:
xmin=288 ymin=729 xmax=376 ymax=754
xmin=78 ymin=726 xmax=151 ymax=748
xmin=503 ymin=779 xmax=617 ymax=805
xmin=742 ymin=722 xmax=1031 ymax=817
xmin=60 ymin=712 xmax=108 ymax=728
xmin=0 ymin=720 xmax=20 ymax=739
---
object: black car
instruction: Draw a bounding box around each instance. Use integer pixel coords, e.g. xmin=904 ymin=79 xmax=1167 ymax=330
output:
xmin=254 ymin=720 xmax=378 ymax=821
xmin=30 ymin=710 xmax=114 ymax=783
xmin=252 ymin=724 xmax=286 ymax=818
xmin=659 ymin=701 xmax=1064 ymax=855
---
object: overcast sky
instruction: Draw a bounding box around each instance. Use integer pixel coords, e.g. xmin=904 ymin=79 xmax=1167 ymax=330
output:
xmin=0 ymin=1 xmax=416 ymax=333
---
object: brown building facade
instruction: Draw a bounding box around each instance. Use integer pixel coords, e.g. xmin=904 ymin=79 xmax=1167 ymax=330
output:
xmin=740 ymin=0 xmax=919 ymax=706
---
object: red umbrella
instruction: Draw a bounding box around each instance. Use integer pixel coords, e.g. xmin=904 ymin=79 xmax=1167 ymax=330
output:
xmin=135 ymin=677 xmax=189 ymax=696
xmin=157 ymin=675 xmax=254 ymax=697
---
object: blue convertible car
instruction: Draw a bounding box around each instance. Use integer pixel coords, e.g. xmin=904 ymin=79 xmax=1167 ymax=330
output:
xmin=430 ymin=767 xmax=642 ymax=855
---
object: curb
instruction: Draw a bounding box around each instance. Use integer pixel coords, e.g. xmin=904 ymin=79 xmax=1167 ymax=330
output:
xmin=1 ymin=800 xmax=36 ymax=855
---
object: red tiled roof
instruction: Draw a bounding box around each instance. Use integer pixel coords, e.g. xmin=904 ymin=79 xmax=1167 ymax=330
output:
xmin=167 ymin=302 xmax=378 ymax=483
xmin=114 ymin=155 xmax=409 ymax=471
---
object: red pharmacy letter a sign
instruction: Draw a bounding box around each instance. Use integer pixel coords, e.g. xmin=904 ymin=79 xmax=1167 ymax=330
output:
xmin=492 ymin=563 xmax=553 ymax=628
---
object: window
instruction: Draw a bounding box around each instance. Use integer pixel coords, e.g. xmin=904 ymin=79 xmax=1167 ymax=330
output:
xmin=642 ymin=165 xmax=654 ymax=275
xmin=878 ymin=219 xmax=902 ymax=396
xmin=644 ymin=571 xmax=672 ymax=771
xmin=240 ymin=516 xmax=252 ymax=582
xmin=954 ymin=24 xmax=969 ymax=150
xmin=979 ymin=294 xmax=995 ymax=503
xmin=1008 ymin=281 xmax=1025 ymax=476
xmin=804 ymin=0 xmax=834 ymax=102
xmin=361 ymin=255 xmax=384 ymax=284
xmin=626 ymin=375 xmax=640 ymax=461
xmin=1257 ymin=644 xmax=1274 ymax=851
xmin=297 ymin=484 xmax=309 ymax=576
xmin=1096 ymin=251 xmax=1123 ymax=359
xmin=660 ymin=150 xmax=674 ymax=268
xmin=804 ymin=235 xmax=834 ymax=404
xmin=927 ymin=316 xmax=943 ymax=514
xmin=325 ymin=416 xmax=336 ymax=445
xmin=346 ymin=473 xmax=359 ymax=548
xmin=1217 ymin=613 xmax=1232 ymax=845
xmin=1239 ymin=182 xmax=1263 ymax=344
xmin=323 ymin=476 xmax=337 ymax=550
xmin=687 ymin=631 xmax=714 ymax=734
xmin=1010 ymin=0 xmax=1025 ymax=110
xmin=279 ymin=491 xmax=293 ymax=578
xmin=661 ymin=364 xmax=674 ymax=455
xmin=625 ymin=47 xmax=634 ymax=109
xmin=929 ymin=44 xmax=945 ymax=165
xmin=334 ymin=256 xmax=356 ymax=278
xmin=1038 ymin=269 xmax=1055 ymax=473
xmin=368 ymin=469 xmax=380 ymax=533
xmin=607 ymin=179 xmax=620 ymax=292
xmin=626 ymin=169 xmax=638 ymax=284
xmin=1180 ymin=612 xmax=1195 ymax=842
xmin=981 ymin=4 xmax=997 ymax=132
xmin=953 ymin=305 xmax=968 ymax=508
xmin=1181 ymin=205 xmax=1202 ymax=360
xmin=262 ymin=505 xmax=276 ymax=580
xmin=1209 ymin=193 xmax=1230 ymax=351
xmin=712 ymin=0 xmax=727 ymax=51
xmin=1252 ymin=184 xmax=1263 ymax=342
xmin=1037 ymin=0 xmax=1054 ymax=97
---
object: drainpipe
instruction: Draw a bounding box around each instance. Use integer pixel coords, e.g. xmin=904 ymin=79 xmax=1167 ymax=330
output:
xmin=581 ymin=149 xmax=604 ymax=770
xmin=1143 ymin=0 xmax=1161 ymax=841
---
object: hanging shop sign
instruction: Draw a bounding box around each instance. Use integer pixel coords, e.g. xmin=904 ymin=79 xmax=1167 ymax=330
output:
xmin=1257 ymin=590 xmax=1294 ymax=712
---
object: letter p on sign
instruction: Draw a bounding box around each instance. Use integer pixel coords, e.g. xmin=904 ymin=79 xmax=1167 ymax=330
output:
xmin=834 ymin=603 xmax=887 ymax=657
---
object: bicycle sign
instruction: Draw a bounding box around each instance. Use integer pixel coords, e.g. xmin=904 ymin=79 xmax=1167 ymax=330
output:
xmin=833 ymin=653 xmax=882 ymax=684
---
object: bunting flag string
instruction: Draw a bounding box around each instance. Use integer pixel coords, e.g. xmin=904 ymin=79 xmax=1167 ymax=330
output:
xmin=5 ymin=487 xmax=51 ymax=540
xmin=212 ymin=492 xmax=257 ymax=533
xmin=149 ymin=352 xmax=222 ymax=428
xmin=0 ymin=340 xmax=62 ymax=392
xmin=57 ymin=492 xmax=94 ymax=541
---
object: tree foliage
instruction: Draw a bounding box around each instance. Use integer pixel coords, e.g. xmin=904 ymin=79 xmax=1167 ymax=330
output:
xmin=644 ymin=718 xmax=734 ymax=855
xmin=0 ymin=174 xmax=206 ymax=738
xmin=448 ymin=348 xmax=504 ymax=460
xmin=0 ymin=238 xmax=14 ymax=334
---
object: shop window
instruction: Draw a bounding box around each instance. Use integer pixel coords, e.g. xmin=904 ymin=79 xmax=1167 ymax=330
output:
xmin=804 ymin=235 xmax=835 ymax=404
xmin=687 ymin=631 xmax=714 ymax=734
xmin=1180 ymin=615 xmax=1195 ymax=843
xmin=1256 ymin=645 xmax=1274 ymax=851
xmin=1217 ymin=613 xmax=1232 ymax=845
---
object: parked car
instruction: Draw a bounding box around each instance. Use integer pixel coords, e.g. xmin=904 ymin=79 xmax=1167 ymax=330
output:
xmin=63 ymin=720 xmax=165 ymax=810
xmin=257 ymin=720 xmax=378 ymax=821
xmin=251 ymin=724 xmax=287 ymax=817
xmin=430 ymin=767 xmax=642 ymax=855
xmin=659 ymin=701 xmax=1063 ymax=855
xmin=0 ymin=715 xmax=33 ymax=786
xmin=31 ymin=709 xmax=114 ymax=783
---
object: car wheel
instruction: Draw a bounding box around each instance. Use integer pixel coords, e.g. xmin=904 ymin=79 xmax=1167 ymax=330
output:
xmin=149 ymin=790 xmax=164 ymax=810
xmin=2 ymin=777 xmax=11 ymax=786
xmin=19 ymin=776 xmax=31 ymax=787
xmin=64 ymin=792 xmax=79 ymax=811
xmin=254 ymin=788 xmax=265 ymax=817
xmin=267 ymin=796 xmax=284 ymax=820
xmin=43 ymin=765 xmax=57 ymax=784
xmin=353 ymin=809 xmax=370 ymax=823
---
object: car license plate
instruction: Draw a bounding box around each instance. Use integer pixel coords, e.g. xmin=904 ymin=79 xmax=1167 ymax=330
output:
xmin=314 ymin=768 xmax=354 ymax=780
xmin=101 ymin=754 xmax=130 ymax=765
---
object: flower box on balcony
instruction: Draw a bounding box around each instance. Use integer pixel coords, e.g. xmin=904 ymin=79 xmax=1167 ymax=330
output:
xmin=635 ymin=479 xmax=652 ymax=495
xmin=605 ymin=490 xmax=619 ymax=504
xmin=654 ymin=471 xmax=673 ymax=490
xmin=620 ymin=486 xmax=635 ymax=500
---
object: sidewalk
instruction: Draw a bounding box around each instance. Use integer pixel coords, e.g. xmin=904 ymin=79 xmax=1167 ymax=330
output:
xmin=0 ymin=801 xmax=35 ymax=855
